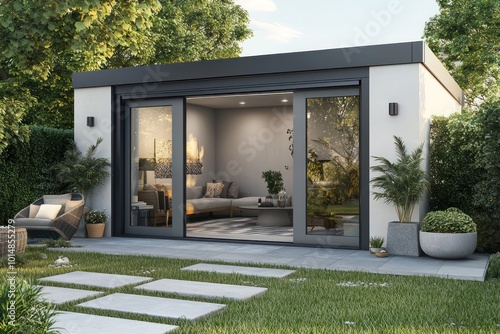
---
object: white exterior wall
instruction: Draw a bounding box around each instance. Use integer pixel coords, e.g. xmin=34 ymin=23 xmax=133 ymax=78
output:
xmin=369 ymin=64 xmax=461 ymax=246
xmin=74 ymin=87 xmax=113 ymax=237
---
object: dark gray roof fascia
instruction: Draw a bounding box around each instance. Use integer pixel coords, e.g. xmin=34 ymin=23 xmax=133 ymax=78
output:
xmin=73 ymin=41 xmax=423 ymax=89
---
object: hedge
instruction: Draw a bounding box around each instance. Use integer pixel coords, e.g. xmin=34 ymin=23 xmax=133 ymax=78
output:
xmin=430 ymin=99 xmax=500 ymax=253
xmin=0 ymin=125 xmax=73 ymax=225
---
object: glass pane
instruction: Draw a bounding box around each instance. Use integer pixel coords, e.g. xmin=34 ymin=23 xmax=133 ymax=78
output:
xmin=306 ymin=96 xmax=359 ymax=240
xmin=130 ymin=106 xmax=173 ymax=228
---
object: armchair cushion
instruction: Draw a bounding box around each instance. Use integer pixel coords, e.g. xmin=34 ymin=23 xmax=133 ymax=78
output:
xmin=35 ymin=204 xmax=62 ymax=219
xmin=43 ymin=194 xmax=72 ymax=211
xmin=14 ymin=218 xmax=53 ymax=227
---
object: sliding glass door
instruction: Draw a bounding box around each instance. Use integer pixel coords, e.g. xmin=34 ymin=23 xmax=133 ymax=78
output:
xmin=294 ymin=88 xmax=360 ymax=247
xmin=125 ymin=98 xmax=185 ymax=237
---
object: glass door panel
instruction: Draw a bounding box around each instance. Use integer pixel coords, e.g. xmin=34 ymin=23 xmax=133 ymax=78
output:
xmin=295 ymin=90 xmax=360 ymax=247
xmin=125 ymin=98 xmax=185 ymax=237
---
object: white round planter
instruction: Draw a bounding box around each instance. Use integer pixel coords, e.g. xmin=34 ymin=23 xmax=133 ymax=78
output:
xmin=419 ymin=231 xmax=477 ymax=259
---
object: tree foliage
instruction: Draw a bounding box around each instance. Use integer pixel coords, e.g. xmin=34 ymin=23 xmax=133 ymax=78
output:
xmin=0 ymin=0 xmax=251 ymax=152
xmin=424 ymin=0 xmax=500 ymax=107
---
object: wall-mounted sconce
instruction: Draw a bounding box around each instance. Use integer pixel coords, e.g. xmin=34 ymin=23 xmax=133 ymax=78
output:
xmin=87 ymin=116 xmax=95 ymax=127
xmin=389 ymin=102 xmax=398 ymax=116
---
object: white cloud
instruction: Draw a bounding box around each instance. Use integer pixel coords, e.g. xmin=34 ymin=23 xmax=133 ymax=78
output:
xmin=252 ymin=20 xmax=303 ymax=43
xmin=235 ymin=0 xmax=277 ymax=12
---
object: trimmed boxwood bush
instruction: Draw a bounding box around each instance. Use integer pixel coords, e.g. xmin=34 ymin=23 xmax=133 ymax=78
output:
xmin=0 ymin=125 xmax=73 ymax=225
xmin=421 ymin=208 xmax=476 ymax=233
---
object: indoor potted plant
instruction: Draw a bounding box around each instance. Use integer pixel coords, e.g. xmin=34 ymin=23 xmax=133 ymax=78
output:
xmin=420 ymin=207 xmax=477 ymax=259
xmin=84 ymin=209 xmax=108 ymax=238
xmin=369 ymin=236 xmax=385 ymax=254
xmin=261 ymin=170 xmax=284 ymax=203
xmin=370 ymin=136 xmax=430 ymax=256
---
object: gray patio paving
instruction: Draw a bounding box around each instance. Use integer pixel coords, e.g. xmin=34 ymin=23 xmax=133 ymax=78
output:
xmin=63 ymin=237 xmax=490 ymax=281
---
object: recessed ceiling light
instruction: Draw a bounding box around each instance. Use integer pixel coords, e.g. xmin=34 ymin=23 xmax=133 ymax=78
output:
xmin=281 ymin=99 xmax=288 ymax=103
xmin=239 ymin=101 xmax=246 ymax=105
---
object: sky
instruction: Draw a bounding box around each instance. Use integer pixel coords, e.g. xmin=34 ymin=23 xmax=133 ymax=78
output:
xmin=235 ymin=0 xmax=440 ymax=56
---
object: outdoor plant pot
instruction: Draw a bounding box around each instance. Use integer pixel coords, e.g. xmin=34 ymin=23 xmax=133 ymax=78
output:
xmin=420 ymin=231 xmax=477 ymax=259
xmin=386 ymin=222 xmax=421 ymax=257
xmin=86 ymin=223 xmax=105 ymax=238
xmin=369 ymin=247 xmax=384 ymax=254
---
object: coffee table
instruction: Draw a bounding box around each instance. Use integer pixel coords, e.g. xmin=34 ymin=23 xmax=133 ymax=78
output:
xmin=238 ymin=205 xmax=293 ymax=226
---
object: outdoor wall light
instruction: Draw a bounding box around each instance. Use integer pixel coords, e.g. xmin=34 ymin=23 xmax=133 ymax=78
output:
xmin=389 ymin=102 xmax=398 ymax=116
xmin=87 ymin=116 xmax=95 ymax=127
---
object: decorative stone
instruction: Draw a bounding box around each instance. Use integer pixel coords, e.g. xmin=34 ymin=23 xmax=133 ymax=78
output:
xmin=386 ymin=222 xmax=421 ymax=257
xmin=420 ymin=231 xmax=477 ymax=259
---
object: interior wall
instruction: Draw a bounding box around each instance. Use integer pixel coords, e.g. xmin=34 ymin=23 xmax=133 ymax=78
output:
xmin=186 ymin=104 xmax=216 ymax=187
xmin=215 ymin=106 xmax=293 ymax=197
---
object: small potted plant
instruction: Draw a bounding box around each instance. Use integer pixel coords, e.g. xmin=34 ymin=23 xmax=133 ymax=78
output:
xmin=420 ymin=207 xmax=477 ymax=259
xmin=261 ymin=170 xmax=284 ymax=203
xmin=84 ymin=209 xmax=107 ymax=238
xmin=369 ymin=236 xmax=385 ymax=254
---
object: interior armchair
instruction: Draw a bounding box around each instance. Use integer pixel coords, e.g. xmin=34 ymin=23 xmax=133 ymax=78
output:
xmin=13 ymin=193 xmax=85 ymax=240
xmin=138 ymin=189 xmax=169 ymax=226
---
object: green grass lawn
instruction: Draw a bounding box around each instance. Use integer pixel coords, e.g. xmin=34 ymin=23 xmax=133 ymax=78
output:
xmin=2 ymin=247 xmax=499 ymax=333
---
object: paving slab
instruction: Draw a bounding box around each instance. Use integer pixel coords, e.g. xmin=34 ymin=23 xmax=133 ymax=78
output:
xmin=39 ymin=271 xmax=152 ymax=289
xmin=77 ymin=293 xmax=225 ymax=321
xmin=135 ymin=278 xmax=267 ymax=300
xmin=182 ymin=263 xmax=295 ymax=278
xmin=38 ymin=286 xmax=103 ymax=304
xmin=53 ymin=311 xmax=177 ymax=334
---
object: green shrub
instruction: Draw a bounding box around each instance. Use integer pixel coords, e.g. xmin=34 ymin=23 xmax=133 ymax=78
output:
xmin=421 ymin=208 xmax=476 ymax=233
xmin=0 ymin=278 xmax=60 ymax=333
xmin=486 ymin=252 xmax=500 ymax=279
xmin=0 ymin=125 xmax=73 ymax=225
xmin=430 ymin=100 xmax=500 ymax=252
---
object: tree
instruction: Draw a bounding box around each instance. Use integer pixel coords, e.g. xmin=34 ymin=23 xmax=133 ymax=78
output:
xmin=423 ymin=0 xmax=500 ymax=108
xmin=0 ymin=0 xmax=251 ymax=153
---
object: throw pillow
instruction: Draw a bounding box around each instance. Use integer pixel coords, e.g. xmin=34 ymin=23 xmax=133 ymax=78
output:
xmin=35 ymin=204 xmax=63 ymax=220
xmin=212 ymin=180 xmax=233 ymax=198
xmin=29 ymin=204 xmax=41 ymax=218
xmin=227 ymin=184 xmax=239 ymax=199
xmin=204 ymin=182 xmax=224 ymax=198
xmin=64 ymin=200 xmax=81 ymax=213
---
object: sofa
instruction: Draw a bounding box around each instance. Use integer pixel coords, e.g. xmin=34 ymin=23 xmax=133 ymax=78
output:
xmin=185 ymin=185 xmax=264 ymax=216
xmin=149 ymin=183 xmax=264 ymax=217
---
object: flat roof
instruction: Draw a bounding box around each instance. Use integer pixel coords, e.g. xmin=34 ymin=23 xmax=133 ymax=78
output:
xmin=73 ymin=41 xmax=462 ymax=104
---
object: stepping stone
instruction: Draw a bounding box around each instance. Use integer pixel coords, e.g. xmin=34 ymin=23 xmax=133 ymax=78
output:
xmin=38 ymin=286 xmax=103 ymax=304
xmin=54 ymin=311 xmax=177 ymax=334
xmin=182 ymin=263 xmax=295 ymax=278
xmin=77 ymin=293 xmax=225 ymax=321
xmin=136 ymin=278 xmax=267 ymax=301
xmin=39 ymin=271 xmax=151 ymax=289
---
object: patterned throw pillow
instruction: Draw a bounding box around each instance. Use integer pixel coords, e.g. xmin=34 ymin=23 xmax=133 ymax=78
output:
xmin=204 ymin=182 xmax=224 ymax=198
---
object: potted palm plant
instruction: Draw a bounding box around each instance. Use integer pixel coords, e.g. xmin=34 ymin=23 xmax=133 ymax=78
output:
xmin=420 ymin=208 xmax=477 ymax=259
xmin=370 ymin=136 xmax=430 ymax=256
xmin=54 ymin=137 xmax=110 ymax=237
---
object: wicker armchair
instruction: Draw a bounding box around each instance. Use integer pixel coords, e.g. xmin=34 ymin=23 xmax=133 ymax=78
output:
xmin=138 ymin=190 xmax=168 ymax=225
xmin=13 ymin=193 xmax=84 ymax=240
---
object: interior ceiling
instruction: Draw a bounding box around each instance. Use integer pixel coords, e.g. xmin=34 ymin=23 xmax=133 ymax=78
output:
xmin=187 ymin=92 xmax=293 ymax=109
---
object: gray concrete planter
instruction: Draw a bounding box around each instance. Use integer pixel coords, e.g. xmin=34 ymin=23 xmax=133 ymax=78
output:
xmin=419 ymin=231 xmax=477 ymax=259
xmin=386 ymin=222 xmax=421 ymax=257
